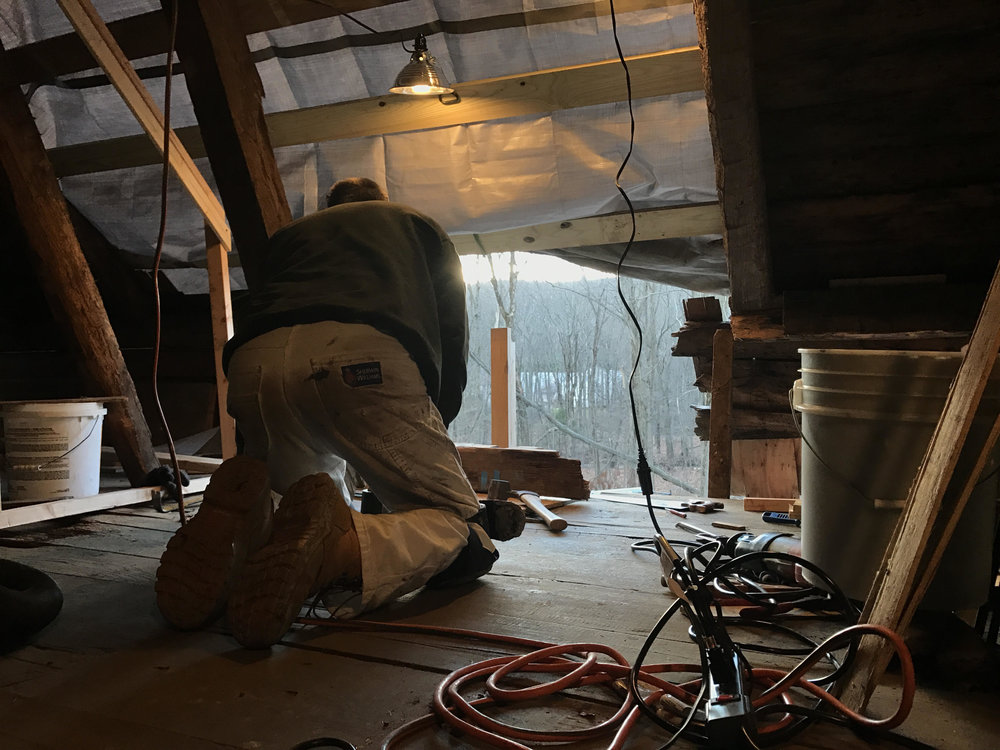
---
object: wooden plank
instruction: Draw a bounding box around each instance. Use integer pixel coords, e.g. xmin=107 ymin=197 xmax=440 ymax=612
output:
xmin=767 ymin=185 xmax=1000 ymax=290
xmin=0 ymin=38 xmax=158 ymax=487
xmin=693 ymin=0 xmax=777 ymax=314
xmin=783 ymin=283 xmax=986 ymax=335
xmin=682 ymin=296 xmax=723 ymax=323
xmin=457 ymin=445 xmax=589 ymax=499
xmin=490 ymin=328 xmax=517 ymax=448
xmin=168 ymin=0 xmax=293 ymax=289
xmin=741 ymin=496 xmax=798 ymax=513
xmin=707 ymin=327 xmax=733 ymax=498
xmin=450 ymin=203 xmax=723 ymax=255
xmin=48 ymin=48 xmax=705 ymax=177
xmin=54 ymin=0 xmax=232 ymax=252
xmin=102 ymin=447 xmax=223 ymax=474
xmin=155 ymin=451 xmax=222 ymax=473
xmin=692 ymin=404 xmax=797 ymax=441
xmin=0 ymin=476 xmax=210 ymax=529
xmin=672 ymin=326 xmax=969 ymax=361
xmin=731 ymin=438 xmax=800 ymax=499
xmin=203 ymin=226 xmax=237 ymax=459
xmin=841 ymin=259 xmax=1000 ymax=710
xmin=750 ymin=0 xmax=1000 ymax=68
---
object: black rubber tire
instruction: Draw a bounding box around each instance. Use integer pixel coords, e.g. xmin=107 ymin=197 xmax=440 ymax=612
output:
xmin=0 ymin=558 xmax=63 ymax=651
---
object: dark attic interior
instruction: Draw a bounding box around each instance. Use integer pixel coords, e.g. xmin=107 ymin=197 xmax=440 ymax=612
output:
xmin=1 ymin=1 xmax=999 ymax=748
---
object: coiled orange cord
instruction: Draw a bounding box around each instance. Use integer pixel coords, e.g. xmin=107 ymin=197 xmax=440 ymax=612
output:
xmin=295 ymin=617 xmax=915 ymax=748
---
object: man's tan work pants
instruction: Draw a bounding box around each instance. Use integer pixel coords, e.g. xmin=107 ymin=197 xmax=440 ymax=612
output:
xmin=226 ymin=321 xmax=492 ymax=616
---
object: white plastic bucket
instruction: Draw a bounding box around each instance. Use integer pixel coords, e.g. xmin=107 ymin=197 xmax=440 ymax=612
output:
xmin=793 ymin=349 xmax=999 ymax=611
xmin=0 ymin=400 xmax=108 ymax=506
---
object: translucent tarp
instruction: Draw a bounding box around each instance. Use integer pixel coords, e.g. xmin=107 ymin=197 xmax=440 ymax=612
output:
xmin=3 ymin=0 xmax=727 ymax=292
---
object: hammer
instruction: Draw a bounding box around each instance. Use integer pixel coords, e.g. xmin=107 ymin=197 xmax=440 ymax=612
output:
xmin=488 ymin=479 xmax=567 ymax=532
xmin=515 ymin=489 xmax=568 ymax=532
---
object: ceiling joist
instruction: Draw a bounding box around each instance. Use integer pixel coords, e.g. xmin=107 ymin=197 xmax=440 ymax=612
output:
xmin=6 ymin=0 xmax=690 ymax=86
xmin=450 ymin=203 xmax=723 ymax=255
xmin=49 ymin=47 xmax=703 ymax=177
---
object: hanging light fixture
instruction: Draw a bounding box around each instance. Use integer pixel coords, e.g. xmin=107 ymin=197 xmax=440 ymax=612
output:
xmin=389 ymin=34 xmax=454 ymax=95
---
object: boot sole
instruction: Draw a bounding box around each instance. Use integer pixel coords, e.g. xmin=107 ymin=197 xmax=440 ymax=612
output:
xmin=154 ymin=456 xmax=271 ymax=630
xmin=228 ymin=474 xmax=343 ymax=649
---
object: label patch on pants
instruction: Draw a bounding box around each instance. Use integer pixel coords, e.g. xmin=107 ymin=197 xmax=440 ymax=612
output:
xmin=342 ymin=361 xmax=383 ymax=387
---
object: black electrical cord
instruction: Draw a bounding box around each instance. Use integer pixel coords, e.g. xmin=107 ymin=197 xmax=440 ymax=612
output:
xmin=607 ymin=0 xmax=659 ymax=543
xmin=149 ymin=0 xmax=186 ymax=521
xmin=627 ymin=542 xmax=889 ymax=748
xmin=331 ymin=6 xmax=412 ymax=54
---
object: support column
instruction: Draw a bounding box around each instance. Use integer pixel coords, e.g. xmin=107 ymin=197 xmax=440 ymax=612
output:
xmin=491 ymin=328 xmax=517 ymax=448
xmin=205 ymin=225 xmax=237 ymax=459
xmin=0 ymin=41 xmax=157 ymax=485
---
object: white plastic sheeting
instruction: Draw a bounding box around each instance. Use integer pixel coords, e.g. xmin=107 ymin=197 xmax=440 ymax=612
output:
xmin=4 ymin=0 xmax=726 ymax=292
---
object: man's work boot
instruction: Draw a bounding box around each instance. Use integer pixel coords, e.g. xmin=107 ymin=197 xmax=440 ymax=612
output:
xmin=227 ymin=473 xmax=361 ymax=649
xmin=155 ymin=456 xmax=272 ymax=630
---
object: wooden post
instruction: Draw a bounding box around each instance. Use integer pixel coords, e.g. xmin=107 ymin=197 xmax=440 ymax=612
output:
xmin=491 ymin=328 xmax=517 ymax=448
xmin=0 ymin=40 xmax=158 ymax=485
xmin=693 ymin=0 xmax=778 ymax=314
xmin=841 ymin=259 xmax=1000 ymax=710
xmin=205 ymin=225 xmax=237 ymax=459
xmin=165 ymin=0 xmax=293 ymax=289
xmin=707 ymin=326 xmax=734 ymax=498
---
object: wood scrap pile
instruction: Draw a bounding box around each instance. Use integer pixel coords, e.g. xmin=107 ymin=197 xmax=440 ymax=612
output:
xmin=457 ymin=445 xmax=590 ymax=500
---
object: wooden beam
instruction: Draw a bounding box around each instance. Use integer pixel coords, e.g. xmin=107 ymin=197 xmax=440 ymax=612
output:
xmin=5 ymin=0 xmax=686 ymax=87
xmin=0 ymin=41 xmax=159 ymax=486
xmin=450 ymin=203 xmax=723 ymax=255
xmin=54 ymin=0 xmax=232 ymax=252
xmin=693 ymin=0 xmax=777 ymax=314
xmin=0 ymin=476 xmax=211 ymax=530
xmin=48 ymin=48 xmax=705 ymax=177
xmin=707 ymin=326 xmax=733 ymax=498
xmin=841 ymin=259 xmax=1000 ymax=710
xmin=204 ymin=226 xmax=237 ymax=459
xmin=490 ymin=328 xmax=518 ymax=448
xmin=166 ymin=0 xmax=292 ymax=288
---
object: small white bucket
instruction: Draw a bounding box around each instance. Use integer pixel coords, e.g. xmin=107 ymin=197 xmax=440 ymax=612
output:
xmin=0 ymin=400 xmax=108 ymax=506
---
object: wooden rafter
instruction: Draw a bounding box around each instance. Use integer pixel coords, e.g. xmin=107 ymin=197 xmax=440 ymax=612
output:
xmin=48 ymin=48 xmax=704 ymax=178
xmin=55 ymin=0 xmax=232 ymax=251
xmin=0 ymin=38 xmax=158 ymax=486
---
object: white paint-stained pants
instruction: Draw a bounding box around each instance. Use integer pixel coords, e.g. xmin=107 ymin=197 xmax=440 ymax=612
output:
xmin=226 ymin=321 xmax=490 ymax=615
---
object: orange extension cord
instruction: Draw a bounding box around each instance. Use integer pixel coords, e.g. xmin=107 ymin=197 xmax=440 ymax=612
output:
xmin=295 ymin=617 xmax=915 ymax=749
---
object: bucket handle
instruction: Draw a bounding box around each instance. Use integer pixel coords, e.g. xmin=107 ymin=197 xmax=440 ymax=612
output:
xmin=789 ymin=386 xmax=906 ymax=511
xmin=789 ymin=386 xmax=1000 ymax=509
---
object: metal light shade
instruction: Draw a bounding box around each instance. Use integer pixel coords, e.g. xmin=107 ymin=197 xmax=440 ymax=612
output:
xmin=389 ymin=35 xmax=453 ymax=95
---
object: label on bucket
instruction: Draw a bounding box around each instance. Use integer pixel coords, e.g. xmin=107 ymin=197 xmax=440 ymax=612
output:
xmin=1 ymin=411 xmax=105 ymax=504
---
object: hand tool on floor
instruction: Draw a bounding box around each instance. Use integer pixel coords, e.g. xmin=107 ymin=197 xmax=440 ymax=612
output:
xmin=513 ymin=489 xmax=568 ymax=532
xmin=481 ymin=479 xmax=569 ymax=533
xmin=672 ymin=500 xmax=725 ymax=514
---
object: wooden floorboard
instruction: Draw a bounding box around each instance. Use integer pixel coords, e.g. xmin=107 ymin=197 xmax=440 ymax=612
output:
xmin=1 ymin=492 xmax=997 ymax=749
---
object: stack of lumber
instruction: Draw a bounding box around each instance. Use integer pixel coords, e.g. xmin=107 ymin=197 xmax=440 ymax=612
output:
xmin=673 ymin=296 xmax=970 ymax=441
xmin=457 ymin=445 xmax=590 ymax=499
